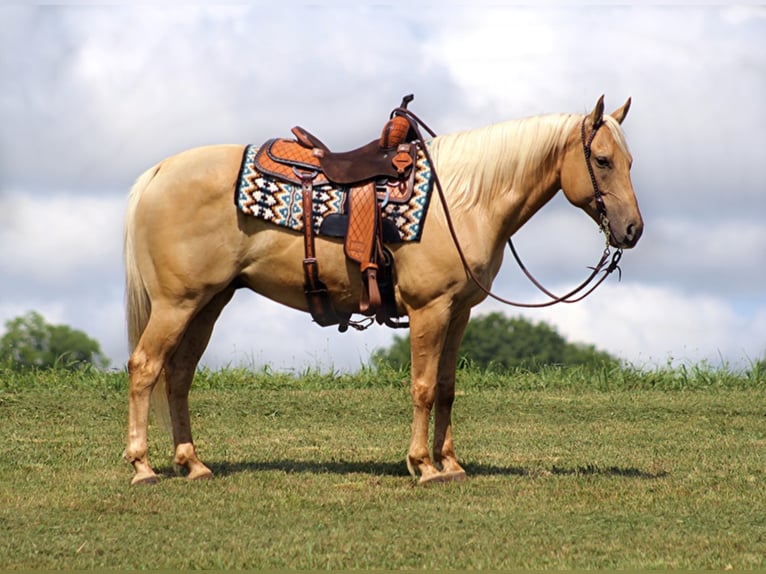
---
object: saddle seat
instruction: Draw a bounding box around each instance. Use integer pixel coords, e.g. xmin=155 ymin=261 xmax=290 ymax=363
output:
xmin=291 ymin=122 xmax=414 ymax=185
xmin=254 ymin=119 xmax=414 ymax=187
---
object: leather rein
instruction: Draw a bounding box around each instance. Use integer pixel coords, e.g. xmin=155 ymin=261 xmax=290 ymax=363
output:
xmin=394 ymin=106 xmax=623 ymax=309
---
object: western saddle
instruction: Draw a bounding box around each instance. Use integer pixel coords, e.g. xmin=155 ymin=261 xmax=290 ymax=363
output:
xmin=253 ymin=95 xmax=418 ymax=331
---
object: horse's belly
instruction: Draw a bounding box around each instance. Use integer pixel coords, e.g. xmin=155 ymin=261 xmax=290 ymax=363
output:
xmin=237 ymin=229 xmax=363 ymax=315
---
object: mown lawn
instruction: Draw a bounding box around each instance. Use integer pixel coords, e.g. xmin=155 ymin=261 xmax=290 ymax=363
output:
xmin=0 ymin=365 xmax=764 ymax=569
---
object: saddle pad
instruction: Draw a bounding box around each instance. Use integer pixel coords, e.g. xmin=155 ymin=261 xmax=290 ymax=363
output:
xmin=235 ymin=143 xmax=434 ymax=243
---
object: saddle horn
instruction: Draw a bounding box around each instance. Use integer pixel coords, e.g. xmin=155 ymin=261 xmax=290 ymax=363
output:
xmin=380 ymin=94 xmax=416 ymax=149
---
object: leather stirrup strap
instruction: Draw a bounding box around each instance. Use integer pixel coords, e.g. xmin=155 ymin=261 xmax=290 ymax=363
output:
xmin=300 ymin=173 xmax=338 ymax=326
xmin=369 ymin=207 xmax=385 ymax=316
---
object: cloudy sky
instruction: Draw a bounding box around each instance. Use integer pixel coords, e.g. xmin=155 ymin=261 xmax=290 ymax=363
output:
xmin=1 ymin=2 xmax=764 ymax=372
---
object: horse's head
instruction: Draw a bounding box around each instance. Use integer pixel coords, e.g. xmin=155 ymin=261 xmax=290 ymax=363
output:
xmin=561 ymin=95 xmax=643 ymax=249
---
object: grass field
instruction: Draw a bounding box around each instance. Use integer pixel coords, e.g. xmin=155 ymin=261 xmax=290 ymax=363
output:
xmin=1 ymin=364 xmax=765 ymax=569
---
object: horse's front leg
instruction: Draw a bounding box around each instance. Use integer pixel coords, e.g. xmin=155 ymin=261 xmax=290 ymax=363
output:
xmin=432 ymin=309 xmax=470 ymax=481
xmin=406 ymin=302 xmax=454 ymax=484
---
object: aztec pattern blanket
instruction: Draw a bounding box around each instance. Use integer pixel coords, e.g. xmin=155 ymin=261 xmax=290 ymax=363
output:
xmin=235 ymin=144 xmax=434 ymax=242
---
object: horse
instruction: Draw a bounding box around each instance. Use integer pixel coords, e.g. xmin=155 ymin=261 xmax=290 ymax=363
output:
xmin=123 ymin=95 xmax=643 ymax=485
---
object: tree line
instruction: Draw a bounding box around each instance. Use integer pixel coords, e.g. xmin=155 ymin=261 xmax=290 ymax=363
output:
xmin=2 ymin=310 xmax=612 ymax=373
xmin=3 ymin=310 xmax=764 ymax=375
xmin=0 ymin=311 xmax=109 ymax=370
xmin=372 ymin=311 xmax=618 ymax=372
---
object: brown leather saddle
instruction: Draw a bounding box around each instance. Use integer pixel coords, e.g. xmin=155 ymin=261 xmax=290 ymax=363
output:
xmin=252 ymin=95 xmax=418 ymax=331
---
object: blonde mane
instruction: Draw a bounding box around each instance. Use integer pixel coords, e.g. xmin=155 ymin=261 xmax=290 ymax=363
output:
xmin=427 ymin=113 xmax=628 ymax=211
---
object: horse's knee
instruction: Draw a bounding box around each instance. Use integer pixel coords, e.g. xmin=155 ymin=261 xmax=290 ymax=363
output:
xmin=410 ymin=379 xmax=436 ymax=408
xmin=128 ymin=348 xmax=155 ymax=383
xmin=127 ymin=348 xmax=147 ymax=377
xmin=127 ymin=347 xmax=165 ymax=394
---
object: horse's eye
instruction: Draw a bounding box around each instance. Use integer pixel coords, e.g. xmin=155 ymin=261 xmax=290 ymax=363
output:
xmin=595 ymin=156 xmax=611 ymax=169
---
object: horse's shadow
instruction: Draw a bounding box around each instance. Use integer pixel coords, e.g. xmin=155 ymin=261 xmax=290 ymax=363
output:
xmin=178 ymin=459 xmax=668 ymax=480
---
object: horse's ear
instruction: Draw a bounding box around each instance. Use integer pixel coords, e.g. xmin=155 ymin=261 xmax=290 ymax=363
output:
xmin=610 ymin=97 xmax=632 ymax=125
xmin=589 ymin=95 xmax=605 ymax=128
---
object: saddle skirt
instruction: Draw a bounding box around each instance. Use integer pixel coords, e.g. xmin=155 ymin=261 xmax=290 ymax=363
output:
xmin=254 ymin=139 xmax=332 ymax=186
xmin=235 ymin=142 xmax=434 ymax=243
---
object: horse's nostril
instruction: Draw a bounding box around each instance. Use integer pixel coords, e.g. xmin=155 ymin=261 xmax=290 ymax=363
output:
xmin=625 ymin=222 xmax=643 ymax=245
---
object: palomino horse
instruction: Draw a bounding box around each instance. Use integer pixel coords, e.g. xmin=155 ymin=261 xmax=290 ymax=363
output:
xmin=123 ymin=95 xmax=643 ymax=485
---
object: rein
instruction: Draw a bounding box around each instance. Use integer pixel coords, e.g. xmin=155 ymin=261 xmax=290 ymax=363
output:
xmin=394 ymin=105 xmax=623 ymax=309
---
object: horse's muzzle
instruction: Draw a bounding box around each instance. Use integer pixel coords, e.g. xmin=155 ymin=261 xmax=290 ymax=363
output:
xmin=612 ymin=220 xmax=643 ymax=249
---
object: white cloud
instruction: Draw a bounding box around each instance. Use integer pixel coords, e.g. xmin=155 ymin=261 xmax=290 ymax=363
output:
xmin=0 ymin=4 xmax=458 ymax=190
xmin=478 ymin=282 xmax=766 ymax=369
xmin=183 ymin=279 xmax=766 ymax=372
xmin=191 ymin=294 xmax=400 ymax=372
xmin=628 ymin=218 xmax=766 ymax=296
xmin=423 ymin=8 xmax=559 ymax=114
xmin=0 ymin=191 xmax=126 ymax=281
xmin=722 ymin=5 xmax=766 ymax=25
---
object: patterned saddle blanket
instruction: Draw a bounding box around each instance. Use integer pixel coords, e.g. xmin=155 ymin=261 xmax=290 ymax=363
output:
xmin=234 ymin=143 xmax=434 ymax=243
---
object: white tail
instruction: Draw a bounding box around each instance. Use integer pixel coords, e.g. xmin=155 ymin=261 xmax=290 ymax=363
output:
xmin=124 ymin=164 xmax=160 ymax=351
xmin=123 ymin=164 xmax=172 ymax=433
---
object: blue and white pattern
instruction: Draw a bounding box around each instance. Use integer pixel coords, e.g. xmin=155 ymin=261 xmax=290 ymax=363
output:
xmin=235 ymin=144 xmax=434 ymax=242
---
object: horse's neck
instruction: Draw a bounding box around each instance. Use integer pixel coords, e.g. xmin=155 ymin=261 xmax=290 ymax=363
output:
xmin=432 ymin=115 xmax=572 ymax=253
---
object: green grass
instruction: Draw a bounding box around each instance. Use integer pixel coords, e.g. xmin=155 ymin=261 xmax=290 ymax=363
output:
xmin=1 ymin=364 xmax=765 ymax=569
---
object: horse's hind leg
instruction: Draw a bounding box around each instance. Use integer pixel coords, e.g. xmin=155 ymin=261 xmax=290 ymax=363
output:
xmin=164 ymin=287 xmax=236 ymax=480
xmin=125 ymin=303 xmax=199 ymax=485
xmin=432 ymin=309 xmax=470 ymax=481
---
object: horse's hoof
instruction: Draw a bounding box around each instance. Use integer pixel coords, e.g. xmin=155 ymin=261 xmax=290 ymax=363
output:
xmin=130 ymin=473 xmax=159 ymax=486
xmin=442 ymin=469 xmax=467 ymax=483
xmin=186 ymin=467 xmax=213 ymax=481
xmin=418 ymin=469 xmax=467 ymax=485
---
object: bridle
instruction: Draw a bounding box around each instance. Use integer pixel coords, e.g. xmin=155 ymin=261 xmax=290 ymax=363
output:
xmin=502 ymin=117 xmax=623 ymax=307
xmin=582 ymin=116 xmax=612 ymax=239
xmin=394 ymin=105 xmax=624 ymax=309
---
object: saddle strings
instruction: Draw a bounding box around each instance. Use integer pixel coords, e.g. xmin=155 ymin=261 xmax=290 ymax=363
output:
xmin=392 ymin=106 xmax=623 ymax=309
